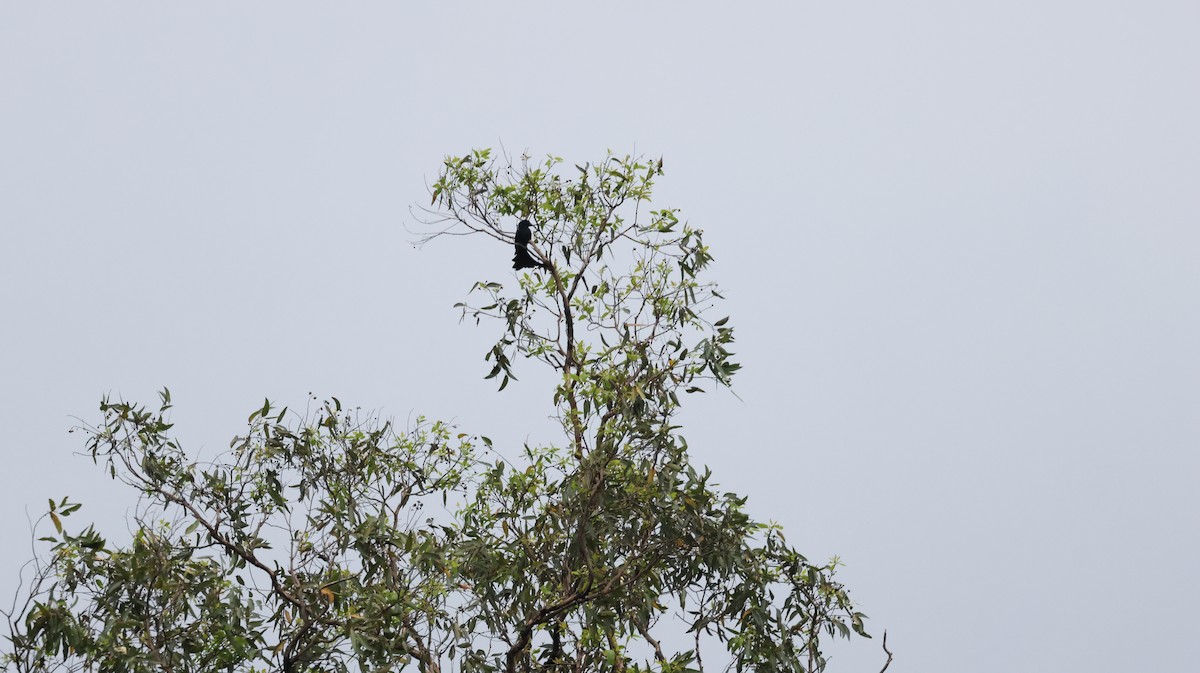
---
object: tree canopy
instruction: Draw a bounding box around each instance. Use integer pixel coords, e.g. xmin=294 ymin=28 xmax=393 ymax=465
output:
xmin=3 ymin=150 xmax=874 ymax=673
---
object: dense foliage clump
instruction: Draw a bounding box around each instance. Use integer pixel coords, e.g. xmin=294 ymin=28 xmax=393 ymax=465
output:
xmin=3 ymin=150 xmax=869 ymax=673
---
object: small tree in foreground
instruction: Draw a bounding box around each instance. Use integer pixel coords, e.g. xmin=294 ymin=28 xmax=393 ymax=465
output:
xmin=3 ymin=150 xmax=877 ymax=673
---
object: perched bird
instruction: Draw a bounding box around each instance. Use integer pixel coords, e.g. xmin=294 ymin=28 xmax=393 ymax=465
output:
xmin=512 ymin=219 xmax=542 ymax=270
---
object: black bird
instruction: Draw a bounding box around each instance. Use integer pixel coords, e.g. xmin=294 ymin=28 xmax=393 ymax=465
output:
xmin=512 ymin=219 xmax=542 ymax=270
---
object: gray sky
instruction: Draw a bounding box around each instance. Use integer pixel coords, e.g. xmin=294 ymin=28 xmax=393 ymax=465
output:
xmin=2 ymin=3 xmax=1197 ymax=671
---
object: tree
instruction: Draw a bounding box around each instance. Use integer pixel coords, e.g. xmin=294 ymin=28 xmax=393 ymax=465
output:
xmin=3 ymin=150 xmax=874 ymax=673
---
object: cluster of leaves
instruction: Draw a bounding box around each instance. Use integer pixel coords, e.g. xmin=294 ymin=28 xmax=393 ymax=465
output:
xmin=2 ymin=150 xmax=870 ymax=673
xmin=4 ymin=391 xmax=487 ymax=672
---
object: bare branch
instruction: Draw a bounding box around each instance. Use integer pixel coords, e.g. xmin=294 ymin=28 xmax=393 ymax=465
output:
xmin=878 ymin=631 xmax=895 ymax=673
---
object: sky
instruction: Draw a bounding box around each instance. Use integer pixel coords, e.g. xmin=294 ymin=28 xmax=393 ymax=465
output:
xmin=2 ymin=3 xmax=1198 ymax=671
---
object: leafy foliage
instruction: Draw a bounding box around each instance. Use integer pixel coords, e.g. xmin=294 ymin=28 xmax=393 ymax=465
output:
xmin=3 ymin=150 xmax=869 ymax=673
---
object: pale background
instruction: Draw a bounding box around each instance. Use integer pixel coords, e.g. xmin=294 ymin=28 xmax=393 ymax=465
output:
xmin=2 ymin=3 xmax=1198 ymax=671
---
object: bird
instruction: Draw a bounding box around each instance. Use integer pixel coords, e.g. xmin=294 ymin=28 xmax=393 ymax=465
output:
xmin=512 ymin=219 xmax=543 ymax=270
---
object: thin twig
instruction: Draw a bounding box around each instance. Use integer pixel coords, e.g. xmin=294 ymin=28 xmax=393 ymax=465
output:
xmin=878 ymin=630 xmax=894 ymax=673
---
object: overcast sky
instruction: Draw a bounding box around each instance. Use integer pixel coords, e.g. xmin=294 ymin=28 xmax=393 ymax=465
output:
xmin=2 ymin=3 xmax=1198 ymax=672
